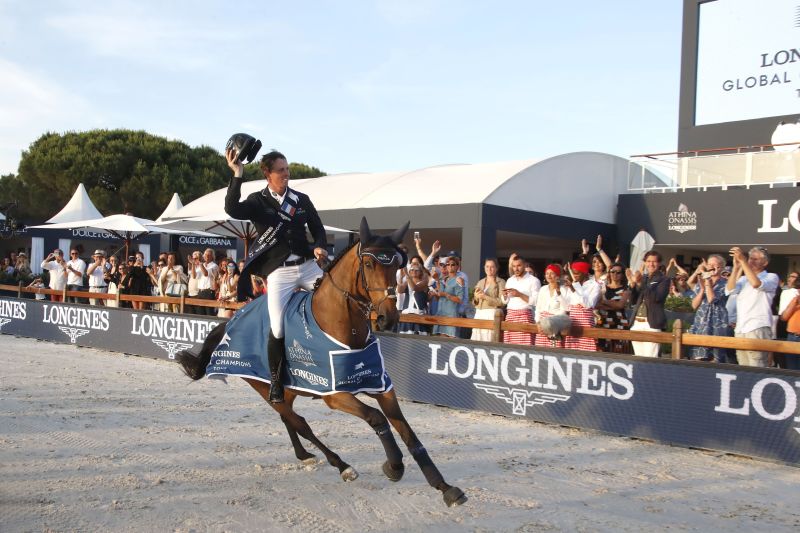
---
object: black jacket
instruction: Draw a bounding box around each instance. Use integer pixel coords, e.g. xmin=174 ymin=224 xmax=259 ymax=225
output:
xmin=225 ymin=178 xmax=327 ymax=299
xmin=629 ymin=272 xmax=671 ymax=330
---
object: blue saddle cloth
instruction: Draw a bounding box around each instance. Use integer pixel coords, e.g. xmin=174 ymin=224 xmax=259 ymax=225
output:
xmin=205 ymin=292 xmax=392 ymax=395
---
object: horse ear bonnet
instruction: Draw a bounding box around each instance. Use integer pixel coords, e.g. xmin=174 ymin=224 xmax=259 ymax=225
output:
xmin=226 ymin=133 xmax=263 ymax=164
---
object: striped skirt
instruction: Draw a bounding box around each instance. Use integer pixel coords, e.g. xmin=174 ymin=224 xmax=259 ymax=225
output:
xmin=564 ymin=306 xmax=597 ymax=351
xmin=503 ymin=308 xmax=534 ymax=345
xmin=534 ymin=311 xmax=565 ymax=348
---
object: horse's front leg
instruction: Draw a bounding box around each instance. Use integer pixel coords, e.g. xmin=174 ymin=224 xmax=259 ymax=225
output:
xmin=369 ymin=389 xmax=467 ymax=507
xmin=322 ymin=392 xmax=405 ymax=481
xmin=243 ymin=378 xmax=357 ymax=481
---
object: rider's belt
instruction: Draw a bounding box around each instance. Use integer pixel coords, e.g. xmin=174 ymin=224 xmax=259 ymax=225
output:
xmin=281 ymin=257 xmax=306 ymax=267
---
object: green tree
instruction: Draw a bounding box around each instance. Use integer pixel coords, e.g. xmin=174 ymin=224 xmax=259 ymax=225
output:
xmin=0 ymin=129 xmax=326 ymax=222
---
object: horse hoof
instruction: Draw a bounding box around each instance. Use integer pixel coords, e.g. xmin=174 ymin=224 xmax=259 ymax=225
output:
xmin=443 ymin=486 xmax=467 ymax=507
xmin=300 ymin=455 xmax=317 ymax=465
xmin=341 ymin=466 xmax=359 ymax=482
xmin=382 ymin=460 xmax=404 ymax=482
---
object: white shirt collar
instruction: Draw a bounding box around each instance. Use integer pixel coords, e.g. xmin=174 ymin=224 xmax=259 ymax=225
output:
xmin=267 ymin=185 xmax=288 ymax=204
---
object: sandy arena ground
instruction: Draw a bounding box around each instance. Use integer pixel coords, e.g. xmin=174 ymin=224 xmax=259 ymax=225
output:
xmin=1 ymin=335 xmax=799 ymax=532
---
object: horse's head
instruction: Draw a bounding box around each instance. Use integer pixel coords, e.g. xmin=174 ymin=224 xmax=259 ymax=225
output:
xmin=358 ymin=217 xmax=409 ymax=331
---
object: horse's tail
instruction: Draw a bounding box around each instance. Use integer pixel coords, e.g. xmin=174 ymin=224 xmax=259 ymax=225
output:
xmin=175 ymin=321 xmax=226 ymax=380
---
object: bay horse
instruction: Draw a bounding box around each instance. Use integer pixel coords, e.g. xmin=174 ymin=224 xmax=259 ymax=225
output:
xmin=176 ymin=218 xmax=467 ymax=507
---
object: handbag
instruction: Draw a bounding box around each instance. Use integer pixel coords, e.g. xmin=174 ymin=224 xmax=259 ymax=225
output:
xmin=166 ymin=281 xmax=187 ymax=297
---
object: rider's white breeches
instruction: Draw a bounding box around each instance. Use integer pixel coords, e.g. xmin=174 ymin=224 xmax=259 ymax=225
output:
xmin=267 ymin=260 xmax=323 ymax=338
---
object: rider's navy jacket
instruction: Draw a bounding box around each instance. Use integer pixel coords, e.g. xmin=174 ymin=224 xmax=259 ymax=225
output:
xmin=224 ymin=176 xmax=327 ymax=300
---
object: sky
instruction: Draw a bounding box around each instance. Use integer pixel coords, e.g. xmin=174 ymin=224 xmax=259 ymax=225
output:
xmin=0 ymin=0 xmax=683 ymax=177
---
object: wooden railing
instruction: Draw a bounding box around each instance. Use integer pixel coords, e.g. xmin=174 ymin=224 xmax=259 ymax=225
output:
xmin=4 ymin=283 xmax=800 ymax=360
xmin=1 ymin=283 xmax=244 ymax=314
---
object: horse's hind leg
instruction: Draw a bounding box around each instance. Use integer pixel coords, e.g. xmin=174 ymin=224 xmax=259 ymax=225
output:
xmin=323 ymin=392 xmax=405 ymax=482
xmin=243 ymin=378 xmax=357 ymax=481
xmin=369 ymin=389 xmax=467 ymax=507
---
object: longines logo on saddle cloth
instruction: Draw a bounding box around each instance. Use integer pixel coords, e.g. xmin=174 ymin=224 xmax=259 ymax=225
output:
xmin=206 ymin=291 xmax=392 ymax=396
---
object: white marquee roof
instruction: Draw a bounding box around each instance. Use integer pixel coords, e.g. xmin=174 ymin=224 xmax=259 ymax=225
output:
xmin=46 ymin=183 xmax=103 ymax=224
xmin=156 ymin=193 xmax=184 ymax=222
xmin=171 ymin=152 xmax=630 ymax=224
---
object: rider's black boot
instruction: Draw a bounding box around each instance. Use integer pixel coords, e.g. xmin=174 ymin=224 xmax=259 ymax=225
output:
xmin=268 ymin=332 xmax=286 ymax=404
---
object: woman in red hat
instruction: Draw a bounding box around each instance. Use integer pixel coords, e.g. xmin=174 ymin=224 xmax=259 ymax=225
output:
xmin=534 ymin=264 xmax=568 ymax=347
xmin=564 ymin=261 xmax=601 ymax=351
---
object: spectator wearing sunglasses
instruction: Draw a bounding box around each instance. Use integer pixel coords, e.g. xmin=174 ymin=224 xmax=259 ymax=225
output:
xmin=64 ymin=249 xmax=87 ymax=303
xmin=431 ymin=258 xmax=466 ymax=338
xmin=596 ymin=262 xmax=632 ymax=353
xmin=726 ymin=246 xmax=779 ymax=367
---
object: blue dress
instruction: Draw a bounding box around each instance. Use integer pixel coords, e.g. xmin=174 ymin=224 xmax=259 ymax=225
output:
xmin=688 ymin=278 xmax=730 ymax=362
xmin=433 ymin=276 xmax=462 ymax=337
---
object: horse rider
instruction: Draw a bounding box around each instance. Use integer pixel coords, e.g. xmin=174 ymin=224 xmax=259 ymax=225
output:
xmin=225 ymin=148 xmax=328 ymax=403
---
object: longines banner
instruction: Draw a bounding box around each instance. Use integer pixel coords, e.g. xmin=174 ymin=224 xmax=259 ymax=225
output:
xmin=378 ymin=335 xmax=800 ymax=465
xmin=0 ymin=297 xmax=223 ymax=360
xmin=618 ymin=187 xmax=800 ymax=247
xmin=2 ymin=296 xmax=799 ymax=465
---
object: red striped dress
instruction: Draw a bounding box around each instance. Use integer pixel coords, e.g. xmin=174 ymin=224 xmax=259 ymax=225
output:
xmin=503 ymin=308 xmax=534 ymax=345
xmin=564 ymin=305 xmax=597 ymax=351
xmin=534 ymin=311 xmax=565 ymax=348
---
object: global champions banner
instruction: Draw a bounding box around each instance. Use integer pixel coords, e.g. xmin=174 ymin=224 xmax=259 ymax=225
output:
xmin=1 ymin=296 xmax=799 ymax=465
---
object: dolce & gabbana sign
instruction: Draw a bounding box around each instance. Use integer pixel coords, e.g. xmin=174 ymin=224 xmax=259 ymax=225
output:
xmin=178 ymin=235 xmax=235 ymax=247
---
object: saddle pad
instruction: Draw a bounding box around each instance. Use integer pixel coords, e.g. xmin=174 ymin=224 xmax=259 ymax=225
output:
xmin=205 ymin=292 xmax=392 ymax=395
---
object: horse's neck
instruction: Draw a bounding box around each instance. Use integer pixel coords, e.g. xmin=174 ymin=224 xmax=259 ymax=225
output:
xmin=311 ymin=249 xmax=371 ymax=348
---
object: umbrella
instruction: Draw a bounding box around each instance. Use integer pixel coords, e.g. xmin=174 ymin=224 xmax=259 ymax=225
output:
xmin=31 ymin=213 xmax=159 ymax=259
xmin=630 ymin=229 xmax=655 ymax=272
xmin=152 ymin=215 xmax=352 ymax=257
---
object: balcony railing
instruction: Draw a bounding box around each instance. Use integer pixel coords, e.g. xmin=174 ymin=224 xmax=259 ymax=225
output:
xmin=628 ymin=143 xmax=800 ymax=192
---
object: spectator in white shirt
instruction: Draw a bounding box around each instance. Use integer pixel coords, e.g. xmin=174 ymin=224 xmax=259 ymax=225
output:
xmin=725 ymin=246 xmax=779 ymax=367
xmin=40 ymin=249 xmax=68 ymax=302
xmin=86 ymin=249 xmax=110 ymax=306
xmin=564 ymin=261 xmax=601 ymax=351
xmin=65 ymin=249 xmax=87 ymax=303
xmin=192 ymin=248 xmax=219 ymax=316
xmin=502 ymin=255 xmax=538 ymax=345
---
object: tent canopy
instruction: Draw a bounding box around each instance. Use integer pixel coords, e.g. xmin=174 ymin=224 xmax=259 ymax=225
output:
xmin=167 ymin=151 xmax=629 ymax=226
xmin=156 ymin=193 xmax=184 ymax=222
xmin=46 ymin=183 xmax=103 ymax=223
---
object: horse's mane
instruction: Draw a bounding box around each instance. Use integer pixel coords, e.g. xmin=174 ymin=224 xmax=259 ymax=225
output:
xmin=322 ymin=239 xmax=359 ymax=274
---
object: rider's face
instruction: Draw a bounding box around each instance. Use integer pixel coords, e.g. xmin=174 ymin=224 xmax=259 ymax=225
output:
xmin=266 ymin=158 xmax=290 ymax=195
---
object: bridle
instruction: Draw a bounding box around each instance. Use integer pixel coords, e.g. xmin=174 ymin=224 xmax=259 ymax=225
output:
xmin=323 ymin=242 xmax=403 ymax=319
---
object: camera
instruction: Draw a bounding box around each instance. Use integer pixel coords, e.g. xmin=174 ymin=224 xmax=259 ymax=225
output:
xmin=414 ymin=231 xmax=420 ymax=240
xmin=701 ymin=271 xmax=713 ymax=280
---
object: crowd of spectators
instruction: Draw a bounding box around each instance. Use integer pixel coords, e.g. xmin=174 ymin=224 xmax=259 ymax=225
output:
xmin=25 ymin=247 xmax=261 ymax=318
xmin=4 ymin=236 xmax=799 ymax=368
xmin=389 ymin=236 xmax=798 ymax=369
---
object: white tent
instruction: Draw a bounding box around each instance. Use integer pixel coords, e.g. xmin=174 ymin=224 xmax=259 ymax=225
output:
xmin=156 ymin=193 xmax=184 ymax=222
xmin=46 ymin=183 xmax=103 ymax=223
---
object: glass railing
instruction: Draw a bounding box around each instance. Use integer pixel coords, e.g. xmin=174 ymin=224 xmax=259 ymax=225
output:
xmin=628 ymin=148 xmax=800 ymax=191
